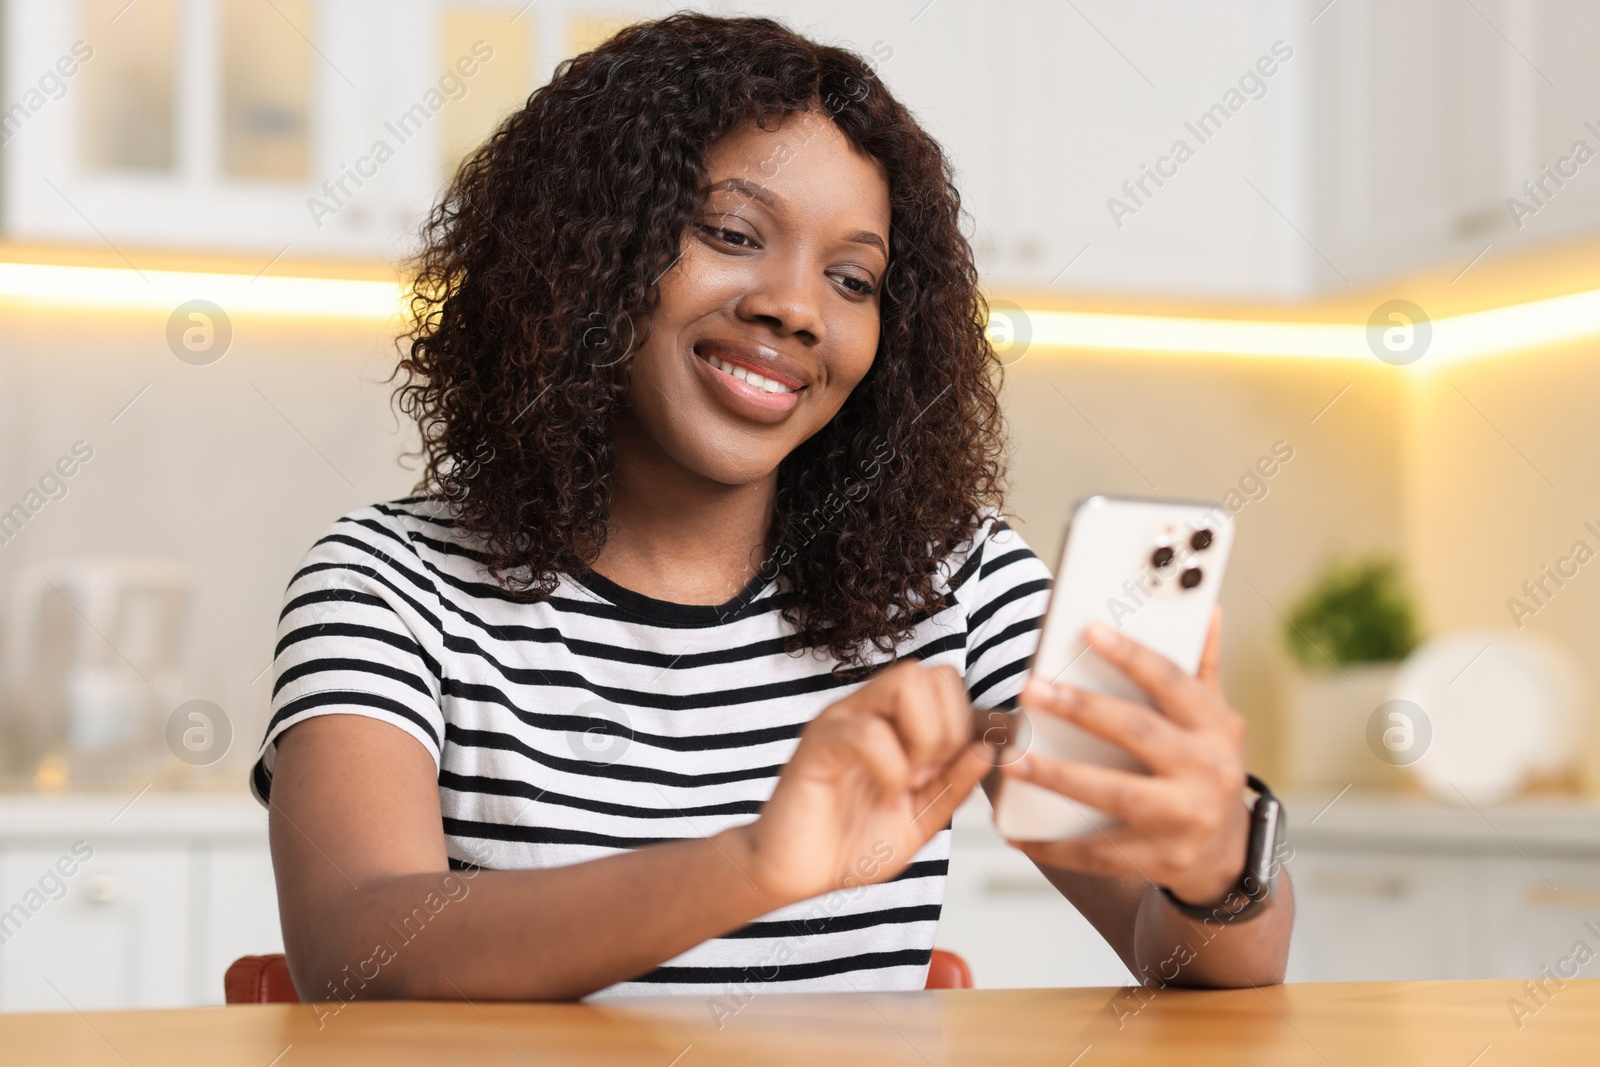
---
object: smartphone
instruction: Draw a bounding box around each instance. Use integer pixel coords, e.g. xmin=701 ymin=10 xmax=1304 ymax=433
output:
xmin=991 ymin=495 xmax=1235 ymax=841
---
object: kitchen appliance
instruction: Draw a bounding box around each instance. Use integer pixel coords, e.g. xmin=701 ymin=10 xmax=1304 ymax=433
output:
xmin=2 ymin=559 xmax=191 ymax=785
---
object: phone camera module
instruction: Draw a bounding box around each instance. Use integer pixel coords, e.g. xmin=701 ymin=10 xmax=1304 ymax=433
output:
xmin=1151 ymin=545 xmax=1176 ymax=569
xmin=1179 ymin=567 xmax=1203 ymax=590
xmin=1190 ymin=529 xmax=1214 ymax=552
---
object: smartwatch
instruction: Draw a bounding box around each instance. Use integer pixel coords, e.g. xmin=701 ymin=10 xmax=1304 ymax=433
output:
xmin=1159 ymin=774 xmax=1283 ymax=923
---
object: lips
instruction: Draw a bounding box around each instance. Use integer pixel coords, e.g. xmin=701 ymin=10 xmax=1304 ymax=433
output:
xmin=690 ymin=338 xmax=809 ymax=423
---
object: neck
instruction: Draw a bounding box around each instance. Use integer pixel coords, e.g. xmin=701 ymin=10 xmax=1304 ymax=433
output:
xmin=592 ymin=412 xmax=777 ymax=605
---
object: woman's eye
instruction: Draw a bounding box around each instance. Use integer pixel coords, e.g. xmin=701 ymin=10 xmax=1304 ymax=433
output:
xmin=699 ymin=224 xmax=753 ymax=248
xmin=835 ymin=273 xmax=877 ymax=296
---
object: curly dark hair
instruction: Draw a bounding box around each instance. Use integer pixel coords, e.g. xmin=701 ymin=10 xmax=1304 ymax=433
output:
xmin=393 ymin=12 xmax=1007 ymax=668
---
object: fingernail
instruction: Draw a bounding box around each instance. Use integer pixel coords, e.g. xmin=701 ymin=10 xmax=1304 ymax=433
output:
xmin=1008 ymin=754 xmax=1033 ymax=777
xmin=1053 ymin=683 xmax=1081 ymax=710
xmin=1023 ymin=677 xmax=1051 ymax=704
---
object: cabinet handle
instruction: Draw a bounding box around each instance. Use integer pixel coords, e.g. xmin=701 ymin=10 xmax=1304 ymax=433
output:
xmin=1525 ymin=885 xmax=1600 ymax=911
xmin=982 ymin=874 xmax=1056 ymax=895
xmin=82 ymin=873 xmax=119 ymax=904
xmin=1304 ymin=872 xmax=1409 ymax=899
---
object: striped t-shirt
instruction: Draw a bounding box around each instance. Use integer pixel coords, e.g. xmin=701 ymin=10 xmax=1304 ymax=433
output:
xmin=251 ymin=496 xmax=1051 ymax=998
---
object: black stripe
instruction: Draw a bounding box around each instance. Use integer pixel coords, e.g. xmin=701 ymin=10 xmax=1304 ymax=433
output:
xmin=633 ymin=948 xmax=931 ymax=985
xmin=438 ymin=770 xmax=764 ymax=820
xmin=275 ymin=621 xmax=440 ymax=679
xmin=441 ymin=815 xmax=690 ymax=850
xmin=440 ymin=662 xmax=859 ymax=713
xmin=968 ymin=654 xmax=1032 ymax=704
xmin=443 ymin=724 xmax=783 ymax=788
xmin=443 ymin=682 xmax=808 ymax=752
xmin=967 ymin=615 xmax=1042 ymax=666
xmin=980 ymin=545 xmax=1040 ymax=580
xmin=721 ymin=904 xmax=942 ymax=940
xmin=272 ymin=657 xmax=434 ymax=701
xmin=277 ymin=588 xmax=387 ymax=624
xmin=252 ymin=758 xmax=274 ymax=803
xmin=967 ymin=577 xmax=1051 ymax=632
xmin=267 ymin=690 xmax=442 ymax=751
xmin=569 ymin=565 xmax=774 ymax=628
xmin=373 ymin=498 xmax=459 ymax=529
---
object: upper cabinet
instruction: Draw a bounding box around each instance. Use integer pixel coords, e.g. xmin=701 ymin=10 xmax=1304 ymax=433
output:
xmin=1 ymin=0 xmax=554 ymax=260
xmin=4 ymin=0 xmax=1600 ymax=297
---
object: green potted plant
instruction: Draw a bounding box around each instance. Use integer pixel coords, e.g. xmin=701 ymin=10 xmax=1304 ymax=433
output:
xmin=1281 ymin=557 xmax=1421 ymax=789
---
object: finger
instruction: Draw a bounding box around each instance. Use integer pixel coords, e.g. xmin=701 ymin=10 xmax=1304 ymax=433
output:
xmin=808 ymin=714 xmax=910 ymax=795
xmin=1002 ymin=753 xmax=1186 ymax=827
xmin=1197 ymin=607 xmax=1223 ymax=692
xmin=869 ymin=663 xmax=969 ymax=785
xmin=910 ymin=740 xmax=990 ymax=832
xmin=1082 ymin=622 xmax=1212 ymax=730
xmin=920 ymin=664 xmax=971 ymax=766
xmin=853 ymin=664 xmax=946 ymax=776
xmin=1018 ymin=680 xmax=1193 ymax=773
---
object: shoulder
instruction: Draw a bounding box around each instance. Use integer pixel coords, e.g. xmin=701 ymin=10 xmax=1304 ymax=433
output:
xmin=295 ymin=496 xmax=472 ymax=572
xmin=941 ymin=509 xmax=1054 ymax=600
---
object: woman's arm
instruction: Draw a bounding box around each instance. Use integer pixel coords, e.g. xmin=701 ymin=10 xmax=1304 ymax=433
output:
xmin=992 ymin=610 xmax=1293 ymax=988
xmin=269 ymin=662 xmax=990 ymax=1003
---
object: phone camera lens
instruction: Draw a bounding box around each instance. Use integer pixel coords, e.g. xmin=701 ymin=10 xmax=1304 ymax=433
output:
xmin=1190 ymin=529 xmax=1214 ymax=551
xmin=1151 ymin=545 xmax=1176 ymax=569
xmin=1179 ymin=567 xmax=1203 ymax=589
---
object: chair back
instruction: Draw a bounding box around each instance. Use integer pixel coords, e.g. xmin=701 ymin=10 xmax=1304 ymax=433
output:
xmin=225 ymin=947 xmax=973 ymax=1003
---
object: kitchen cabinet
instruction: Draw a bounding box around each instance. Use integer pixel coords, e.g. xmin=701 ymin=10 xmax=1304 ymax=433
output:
xmin=9 ymin=1 xmax=1600 ymax=297
xmin=942 ymin=790 xmax=1600 ymax=989
xmin=8 ymin=789 xmax=1600 ymax=1010
xmin=0 ymin=792 xmax=280 ymax=1012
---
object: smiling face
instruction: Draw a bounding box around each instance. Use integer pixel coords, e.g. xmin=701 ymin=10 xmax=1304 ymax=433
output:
xmin=619 ymin=109 xmax=891 ymax=487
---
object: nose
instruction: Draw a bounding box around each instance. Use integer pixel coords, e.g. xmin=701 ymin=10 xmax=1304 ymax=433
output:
xmin=733 ymin=253 xmax=826 ymax=345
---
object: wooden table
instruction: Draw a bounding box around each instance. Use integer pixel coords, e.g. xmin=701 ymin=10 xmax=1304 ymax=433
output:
xmin=4 ymin=980 xmax=1593 ymax=1066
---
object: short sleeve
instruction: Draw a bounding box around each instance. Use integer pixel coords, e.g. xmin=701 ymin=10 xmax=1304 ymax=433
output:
xmin=962 ymin=516 xmax=1053 ymax=710
xmin=249 ymin=507 xmax=447 ymax=805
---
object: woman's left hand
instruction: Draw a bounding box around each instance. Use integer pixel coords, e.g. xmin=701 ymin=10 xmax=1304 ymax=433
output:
xmin=1000 ymin=608 xmax=1251 ymax=907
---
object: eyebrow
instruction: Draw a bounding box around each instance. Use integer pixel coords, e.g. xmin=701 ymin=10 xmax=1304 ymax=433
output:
xmin=706 ymin=178 xmax=890 ymax=260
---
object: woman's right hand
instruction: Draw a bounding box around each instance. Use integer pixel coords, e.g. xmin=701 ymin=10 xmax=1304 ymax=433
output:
xmin=727 ymin=661 xmax=993 ymax=906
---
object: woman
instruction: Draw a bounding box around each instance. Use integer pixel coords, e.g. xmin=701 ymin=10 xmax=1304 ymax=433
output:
xmin=255 ymin=13 xmax=1292 ymax=1004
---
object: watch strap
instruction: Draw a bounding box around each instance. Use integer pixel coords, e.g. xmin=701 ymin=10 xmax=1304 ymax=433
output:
xmin=1159 ymin=774 xmax=1283 ymax=923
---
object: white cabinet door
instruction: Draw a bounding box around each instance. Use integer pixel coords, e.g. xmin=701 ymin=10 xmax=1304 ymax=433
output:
xmin=0 ymin=842 xmax=191 ymax=1012
xmin=1479 ymin=856 xmax=1600 ymax=981
xmin=939 ymin=835 xmax=1131 ymax=989
xmin=192 ymin=844 xmax=284 ymax=1005
xmin=1283 ymin=849 xmax=1474 ymax=982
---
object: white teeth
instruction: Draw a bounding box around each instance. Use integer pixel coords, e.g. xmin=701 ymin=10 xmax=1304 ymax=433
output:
xmin=706 ymin=354 xmax=794 ymax=395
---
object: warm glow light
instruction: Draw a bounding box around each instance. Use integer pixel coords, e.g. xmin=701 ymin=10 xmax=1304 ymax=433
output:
xmin=0 ymin=262 xmax=404 ymax=320
xmin=1008 ymin=288 xmax=1600 ymax=368
xmin=2 ymin=258 xmax=1599 ymax=367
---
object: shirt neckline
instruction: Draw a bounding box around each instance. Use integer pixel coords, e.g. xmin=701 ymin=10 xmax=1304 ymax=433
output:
xmin=568 ymin=564 xmax=775 ymax=626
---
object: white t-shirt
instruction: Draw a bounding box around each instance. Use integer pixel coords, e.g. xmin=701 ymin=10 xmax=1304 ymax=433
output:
xmin=252 ymin=497 xmax=1051 ymax=998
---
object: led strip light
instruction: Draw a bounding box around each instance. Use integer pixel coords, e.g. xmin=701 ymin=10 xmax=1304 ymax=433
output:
xmin=0 ymin=262 xmax=404 ymax=321
xmin=1 ymin=259 xmax=1598 ymax=367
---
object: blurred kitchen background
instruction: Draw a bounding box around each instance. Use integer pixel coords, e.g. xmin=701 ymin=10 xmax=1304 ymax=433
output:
xmin=5 ymin=0 xmax=1600 ymax=1011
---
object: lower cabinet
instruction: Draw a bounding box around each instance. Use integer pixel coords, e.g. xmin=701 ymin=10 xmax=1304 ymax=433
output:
xmin=1281 ymin=850 xmax=1478 ymax=982
xmin=9 ymin=794 xmax=1600 ymax=1004
xmin=936 ymin=830 xmax=1131 ymax=989
xmin=0 ymin=797 xmax=284 ymax=1013
xmin=0 ymin=843 xmax=194 ymax=1011
xmin=942 ymin=806 xmax=1600 ymax=988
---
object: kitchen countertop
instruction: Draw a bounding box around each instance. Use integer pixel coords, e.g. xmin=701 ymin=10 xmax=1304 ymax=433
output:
xmin=6 ymin=787 xmax=1600 ymax=855
xmin=0 ymin=789 xmax=268 ymax=841
xmin=952 ymin=788 xmax=1600 ymax=858
xmin=5 ymin=980 xmax=1595 ymax=1066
